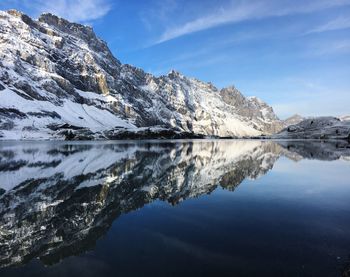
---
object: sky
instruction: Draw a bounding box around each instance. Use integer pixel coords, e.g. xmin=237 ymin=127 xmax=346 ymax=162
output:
xmin=0 ymin=0 xmax=349 ymax=118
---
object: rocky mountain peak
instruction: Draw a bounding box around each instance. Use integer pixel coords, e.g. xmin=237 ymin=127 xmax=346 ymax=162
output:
xmin=167 ymin=69 xmax=185 ymax=79
xmin=39 ymin=13 xmax=93 ymax=39
xmin=220 ymin=86 xmax=247 ymax=107
xmin=0 ymin=10 xmax=284 ymax=139
xmin=40 ymin=12 xmax=113 ymax=57
xmin=283 ymin=114 xmax=304 ymax=127
xmin=6 ymin=9 xmax=23 ymax=17
xmin=248 ymin=96 xmax=264 ymax=105
xmin=289 ymin=114 xmax=303 ymax=119
xmin=221 ymin=85 xmax=241 ymax=94
xmin=5 ymin=9 xmax=37 ymax=29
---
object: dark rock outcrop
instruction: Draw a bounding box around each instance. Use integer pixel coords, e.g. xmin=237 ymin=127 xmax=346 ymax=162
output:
xmin=274 ymin=117 xmax=350 ymax=140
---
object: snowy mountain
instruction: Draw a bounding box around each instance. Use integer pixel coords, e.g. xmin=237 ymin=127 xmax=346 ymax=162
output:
xmin=283 ymin=114 xmax=304 ymax=127
xmin=274 ymin=116 xmax=350 ymax=140
xmin=0 ymin=10 xmax=284 ymax=140
xmin=340 ymin=115 xmax=350 ymax=121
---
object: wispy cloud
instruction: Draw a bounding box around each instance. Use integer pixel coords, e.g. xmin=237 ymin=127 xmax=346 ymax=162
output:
xmin=306 ymin=16 xmax=350 ymax=34
xmin=156 ymin=0 xmax=350 ymax=44
xmin=157 ymin=1 xmax=263 ymax=44
xmin=37 ymin=0 xmax=112 ymax=22
xmin=306 ymin=39 xmax=350 ymax=55
xmin=150 ymin=29 xmax=267 ymax=69
xmin=139 ymin=0 xmax=178 ymax=31
xmin=10 ymin=0 xmax=112 ymax=23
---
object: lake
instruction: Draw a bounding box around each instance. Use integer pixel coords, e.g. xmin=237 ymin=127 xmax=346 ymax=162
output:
xmin=0 ymin=140 xmax=349 ymax=277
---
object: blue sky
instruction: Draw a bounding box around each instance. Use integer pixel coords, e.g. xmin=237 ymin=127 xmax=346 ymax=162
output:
xmin=1 ymin=0 xmax=350 ymax=118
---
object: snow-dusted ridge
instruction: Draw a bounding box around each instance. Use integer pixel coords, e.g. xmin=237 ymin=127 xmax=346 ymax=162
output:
xmin=340 ymin=115 xmax=350 ymax=122
xmin=0 ymin=10 xmax=285 ymax=140
xmin=274 ymin=116 xmax=350 ymax=140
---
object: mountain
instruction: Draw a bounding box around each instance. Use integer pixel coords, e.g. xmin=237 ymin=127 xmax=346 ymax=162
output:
xmin=0 ymin=10 xmax=284 ymax=140
xmin=283 ymin=114 xmax=304 ymax=127
xmin=1 ymin=140 xmax=349 ymax=267
xmin=274 ymin=116 xmax=350 ymax=140
xmin=340 ymin=115 xmax=350 ymax=121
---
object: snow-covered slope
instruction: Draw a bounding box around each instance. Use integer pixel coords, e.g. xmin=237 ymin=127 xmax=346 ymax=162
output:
xmin=274 ymin=116 xmax=350 ymax=140
xmin=0 ymin=10 xmax=283 ymax=140
xmin=340 ymin=115 xmax=350 ymax=122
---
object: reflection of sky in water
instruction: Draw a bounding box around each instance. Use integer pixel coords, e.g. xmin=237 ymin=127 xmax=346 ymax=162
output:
xmin=99 ymin=159 xmax=350 ymax=276
xmin=240 ymin=157 xmax=350 ymax=208
xmin=0 ymin=141 xmax=349 ymax=277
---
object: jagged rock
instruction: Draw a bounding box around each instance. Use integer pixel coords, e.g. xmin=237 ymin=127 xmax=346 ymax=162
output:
xmin=0 ymin=10 xmax=284 ymax=140
xmin=283 ymin=114 xmax=304 ymax=127
xmin=219 ymin=87 xmax=283 ymax=133
xmin=274 ymin=117 xmax=350 ymax=140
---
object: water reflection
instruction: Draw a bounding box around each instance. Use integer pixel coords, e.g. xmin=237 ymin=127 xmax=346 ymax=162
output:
xmin=0 ymin=140 xmax=349 ymax=268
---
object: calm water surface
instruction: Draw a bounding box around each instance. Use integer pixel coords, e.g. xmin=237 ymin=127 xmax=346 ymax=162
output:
xmin=0 ymin=140 xmax=349 ymax=277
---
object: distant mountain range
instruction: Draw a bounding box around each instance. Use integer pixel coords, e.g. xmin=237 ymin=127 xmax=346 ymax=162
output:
xmin=0 ymin=10 xmax=348 ymax=140
xmin=274 ymin=116 xmax=350 ymax=140
xmin=0 ymin=10 xmax=301 ymax=140
xmin=340 ymin=115 xmax=350 ymax=122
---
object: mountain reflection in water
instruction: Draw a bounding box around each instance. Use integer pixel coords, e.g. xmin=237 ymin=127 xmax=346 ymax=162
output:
xmin=0 ymin=140 xmax=349 ymax=275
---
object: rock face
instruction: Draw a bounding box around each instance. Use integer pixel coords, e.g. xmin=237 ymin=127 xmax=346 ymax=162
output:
xmin=274 ymin=116 xmax=350 ymax=140
xmin=283 ymin=114 xmax=304 ymax=127
xmin=0 ymin=10 xmax=284 ymax=140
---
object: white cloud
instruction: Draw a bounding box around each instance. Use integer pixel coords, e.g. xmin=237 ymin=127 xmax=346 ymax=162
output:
xmin=157 ymin=1 xmax=264 ymax=43
xmin=139 ymin=0 xmax=178 ymax=31
xmin=156 ymin=0 xmax=350 ymax=44
xmin=30 ymin=0 xmax=112 ymax=23
xmin=306 ymin=39 xmax=350 ymax=55
xmin=306 ymin=16 xmax=350 ymax=34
